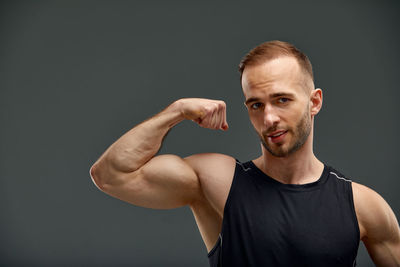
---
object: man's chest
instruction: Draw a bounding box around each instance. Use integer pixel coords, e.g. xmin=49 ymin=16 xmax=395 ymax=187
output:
xmin=219 ymin=187 xmax=360 ymax=265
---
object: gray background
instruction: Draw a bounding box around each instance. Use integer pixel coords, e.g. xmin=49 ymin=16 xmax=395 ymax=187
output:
xmin=1 ymin=0 xmax=399 ymax=266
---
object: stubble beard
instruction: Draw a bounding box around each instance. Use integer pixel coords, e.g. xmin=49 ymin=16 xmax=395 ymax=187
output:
xmin=259 ymin=108 xmax=312 ymax=158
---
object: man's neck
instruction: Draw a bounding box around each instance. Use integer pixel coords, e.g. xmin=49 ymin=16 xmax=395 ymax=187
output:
xmin=254 ymin=140 xmax=324 ymax=185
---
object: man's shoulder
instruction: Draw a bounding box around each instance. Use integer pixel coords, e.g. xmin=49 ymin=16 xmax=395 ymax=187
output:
xmin=184 ymin=153 xmax=238 ymax=217
xmin=184 ymin=153 xmax=237 ymax=178
xmin=351 ymin=181 xmax=383 ymax=208
xmin=184 ymin=152 xmax=236 ymax=163
xmin=351 ymin=181 xmax=394 ymax=240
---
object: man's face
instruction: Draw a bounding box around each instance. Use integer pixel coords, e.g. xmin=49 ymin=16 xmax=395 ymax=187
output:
xmin=242 ymin=57 xmax=314 ymax=157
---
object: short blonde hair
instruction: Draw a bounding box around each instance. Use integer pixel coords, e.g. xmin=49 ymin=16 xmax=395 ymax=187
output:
xmin=238 ymin=40 xmax=314 ymax=84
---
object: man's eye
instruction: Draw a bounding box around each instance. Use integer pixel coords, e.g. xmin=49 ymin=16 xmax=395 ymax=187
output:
xmin=251 ymin=103 xmax=263 ymax=110
xmin=278 ymin=98 xmax=289 ymax=104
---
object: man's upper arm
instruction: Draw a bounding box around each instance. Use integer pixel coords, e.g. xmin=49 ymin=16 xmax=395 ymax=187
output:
xmin=92 ymin=154 xmax=202 ymax=210
xmin=352 ymin=182 xmax=400 ymax=266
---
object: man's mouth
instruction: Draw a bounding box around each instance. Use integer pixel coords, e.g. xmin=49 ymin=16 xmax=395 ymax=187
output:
xmin=267 ymin=130 xmax=288 ymax=143
xmin=268 ymin=130 xmax=287 ymax=138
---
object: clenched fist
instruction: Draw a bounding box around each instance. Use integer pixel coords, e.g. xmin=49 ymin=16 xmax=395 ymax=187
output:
xmin=176 ymin=98 xmax=229 ymax=131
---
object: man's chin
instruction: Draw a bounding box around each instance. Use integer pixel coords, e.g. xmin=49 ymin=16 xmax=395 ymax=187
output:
xmin=261 ymin=141 xmax=290 ymax=157
xmin=267 ymin=148 xmax=290 ymax=158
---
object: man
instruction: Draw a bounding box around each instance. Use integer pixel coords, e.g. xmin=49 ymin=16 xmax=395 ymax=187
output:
xmin=90 ymin=41 xmax=400 ymax=266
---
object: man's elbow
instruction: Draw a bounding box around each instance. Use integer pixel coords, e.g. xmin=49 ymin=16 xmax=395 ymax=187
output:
xmin=89 ymin=164 xmax=107 ymax=191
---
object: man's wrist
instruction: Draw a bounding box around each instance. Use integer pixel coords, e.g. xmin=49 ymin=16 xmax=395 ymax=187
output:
xmin=164 ymin=99 xmax=186 ymax=128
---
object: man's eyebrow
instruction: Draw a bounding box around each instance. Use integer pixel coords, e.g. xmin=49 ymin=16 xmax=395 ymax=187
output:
xmin=270 ymin=92 xmax=295 ymax=98
xmin=244 ymin=97 xmax=260 ymax=106
xmin=245 ymin=93 xmax=296 ymax=105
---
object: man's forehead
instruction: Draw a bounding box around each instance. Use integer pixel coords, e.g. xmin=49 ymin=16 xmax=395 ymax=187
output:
xmin=241 ymin=56 xmax=312 ymax=98
xmin=242 ymin=57 xmax=301 ymax=88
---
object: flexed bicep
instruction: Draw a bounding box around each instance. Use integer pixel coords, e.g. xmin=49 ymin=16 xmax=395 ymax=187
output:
xmin=98 ymin=154 xmax=202 ymax=210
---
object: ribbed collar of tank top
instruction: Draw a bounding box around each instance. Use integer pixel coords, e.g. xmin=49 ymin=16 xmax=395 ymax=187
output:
xmin=246 ymin=161 xmax=330 ymax=192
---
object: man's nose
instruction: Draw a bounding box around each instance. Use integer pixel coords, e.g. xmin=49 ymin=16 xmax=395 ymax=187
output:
xmin=264 ymin=105 xmax=280 ymax=127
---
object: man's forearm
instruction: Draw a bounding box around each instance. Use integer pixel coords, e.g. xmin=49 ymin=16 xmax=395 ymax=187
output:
xmin=93 ymin=100 xmax=184 ymax=176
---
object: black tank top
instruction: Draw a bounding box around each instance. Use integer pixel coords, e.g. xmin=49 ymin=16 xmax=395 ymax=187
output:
xmin=208 ymin=160 xmax=360 ymax=267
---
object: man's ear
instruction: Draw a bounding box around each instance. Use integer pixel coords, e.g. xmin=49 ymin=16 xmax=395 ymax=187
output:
xmin=310 ymin=88 xmax=323 ymax=116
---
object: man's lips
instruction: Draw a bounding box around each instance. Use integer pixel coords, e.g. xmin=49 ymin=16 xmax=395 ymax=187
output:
xmin=267 ymin=130 xmax=287 ymax=138
xmin=266 ymin=130 xmax=288 ymax=143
